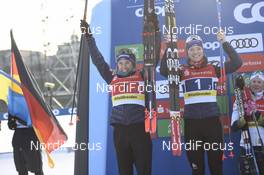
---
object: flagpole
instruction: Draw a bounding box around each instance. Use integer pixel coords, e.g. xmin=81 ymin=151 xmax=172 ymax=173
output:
xmin=215 ymin=0 xmax=234 ymax=160
xmin=69 ymin=0 xmax=88 ymax=125
xmin=10 ymin=30 xmax=14 ymax=129
xmin=83 ymin=0 xmax=88 ymax=21
xmin=74 ymin=0 xmax=90 ymax=174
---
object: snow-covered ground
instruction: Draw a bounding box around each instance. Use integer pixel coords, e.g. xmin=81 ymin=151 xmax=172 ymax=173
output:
xmin=0 ymin=116 xmax=76 ymax=175
xmin=0 ymin=151 xmax=74 ymax=175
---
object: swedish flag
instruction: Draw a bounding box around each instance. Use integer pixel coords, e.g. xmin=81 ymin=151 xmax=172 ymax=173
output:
xmin=0 ymin=70 xmax=10 ymax=112
xmin=0 ymin=70 xmax=31 ymax=126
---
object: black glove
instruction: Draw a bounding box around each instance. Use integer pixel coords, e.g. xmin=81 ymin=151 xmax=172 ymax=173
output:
xmin=8 ymin=114 xmax=17 ymax=130
xmin=237 ymin=117 xmax=246 ymax=128
xmin=80 ymin=20 xmax=92 ymax=37
xmin=255 ymin=111 xmax=264 ymax=126
xmin=255 ymin=111 xmax=262 ymax=120
xmin=150 ymin=12 xmax=159 ymax=31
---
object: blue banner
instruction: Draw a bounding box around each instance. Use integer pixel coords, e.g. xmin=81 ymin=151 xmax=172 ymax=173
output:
xmin=107 ymin=0 xmax=264 ymax=175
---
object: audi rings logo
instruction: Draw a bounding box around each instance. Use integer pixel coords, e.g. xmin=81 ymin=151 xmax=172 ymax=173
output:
xmin=226 ymin=33 xmax=263 ymax=53
xmin=234 ymin=2 xmax=264 ymax=24
xmin=230 ymin=38 xmax=259 ymax=49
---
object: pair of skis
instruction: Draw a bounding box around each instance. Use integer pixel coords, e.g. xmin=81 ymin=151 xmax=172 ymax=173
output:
xmin=143 ymin=0 xmax=181 ymax=155
xmin=143 ymin=0 xmax=159 ymax=135
xmin=164 ymin=0 xmax=182 ymax=156
xmin=234 ymin=76 xmax=259 ymax=175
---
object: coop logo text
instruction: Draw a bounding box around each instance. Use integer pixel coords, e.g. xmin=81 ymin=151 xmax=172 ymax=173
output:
xmin=234 ymin=2 xmax=264 ymax=24
xmin=135 ymin=5 xmax=165 ymax=17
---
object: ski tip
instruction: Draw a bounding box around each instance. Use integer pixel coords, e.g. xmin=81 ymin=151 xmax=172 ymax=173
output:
xmin=150 ymin=133 xmax=157 ymax=139
xmin=222 ymin=153 xmax=227 ymax=161
xmin=228 ymin=151 xmax=234 ymax=159
xmin=172 ymin=150 xmax=182 ymax=157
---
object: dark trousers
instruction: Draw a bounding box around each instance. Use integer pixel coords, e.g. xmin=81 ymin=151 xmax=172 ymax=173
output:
xmin=113 ymin=123 xmax=152 ymax=175
xmin=12 ymin=128 xmax=43 ymax=175
xmin=184 ymin=117 xmax=224 ymax=175
xmin=239 ymin=146 xmax=264 ymax=175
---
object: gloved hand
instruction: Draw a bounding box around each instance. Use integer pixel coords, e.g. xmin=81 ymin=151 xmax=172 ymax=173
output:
xmin=237 ymin=117 xmax=246 ymax=128
xmin=245 ymin=100 xmax=257 ymax=116
xmin=255 ymin=111 xmax=262 ymax=120
xmin=80 ymin=20 xmax=92 ymax=37
xmin=256 ymin=111 xmax=264 ymax=126
xmin=152 ymin=12 xmax=159 ymax=31
xmin=217 ymin=30 xmax=226 ymax=44
xmin=150 ymin=11 xmax=161 ymax=62
xmin=8 ymin=114 xmax=17 ymax=130
xmin=258 ymin=117 xmax=264 ymax=126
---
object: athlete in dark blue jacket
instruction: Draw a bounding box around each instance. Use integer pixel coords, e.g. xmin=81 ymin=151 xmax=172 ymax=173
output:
xmin=82 ymin=18 xmax=160 ymax=175
xmin=160 ymin=32 xmax=242 ymax=175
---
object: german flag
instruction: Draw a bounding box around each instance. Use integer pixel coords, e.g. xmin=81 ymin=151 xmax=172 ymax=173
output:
xmin=10 ymin=31 xmax=68 ymax=167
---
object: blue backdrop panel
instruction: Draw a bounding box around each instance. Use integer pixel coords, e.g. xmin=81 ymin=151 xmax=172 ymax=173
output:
xmin=89 ymin=1 xmax=111 ymax=175
xmin=106 ymin=0 xmax=264 ymax=175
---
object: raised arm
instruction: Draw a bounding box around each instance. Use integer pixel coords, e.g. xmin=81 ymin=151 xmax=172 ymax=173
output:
xmin=223 ymin=42 xmax=242 ymax=74
xmin=80 ymin=19 xmax=114 ymax=84
xmin=87 ymin=36 xmax=113 ymax=84
xmin=216 ymin=31 xmax=242 ymax=74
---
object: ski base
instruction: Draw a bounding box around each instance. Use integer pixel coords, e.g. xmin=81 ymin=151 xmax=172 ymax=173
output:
xmin=239 ymin=155 xmax=258 ymax=175
xmin=145 ymin=108 xmax=157 ymax=134
xmin=170 ymin=111 xmax=182 ymax=156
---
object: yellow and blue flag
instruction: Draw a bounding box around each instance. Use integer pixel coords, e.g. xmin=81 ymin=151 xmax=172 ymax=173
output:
xmin=0 ymin=71 xmax=10 ymax=103
xmin=0 ymin=69 xmax=31 ymax=126
xmin=8 ymin=42 xmax=32 ymax=126
xmin=0 ymin=70 xmax=10 ymax=112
